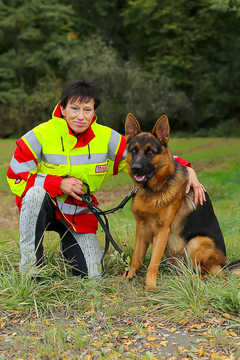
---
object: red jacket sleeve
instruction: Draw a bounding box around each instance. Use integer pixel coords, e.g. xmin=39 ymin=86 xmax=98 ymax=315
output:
xmin=173 ymin=156 xmax=191 ymax=167
xmin=113 ymin=135 xmax=126 ymax=175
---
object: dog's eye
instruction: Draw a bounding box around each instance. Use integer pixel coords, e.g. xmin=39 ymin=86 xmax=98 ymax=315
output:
xmin=146 ymin=148 xmax=155 ymax=155
xmin=130 ymin=147 xmax=138 ymax=154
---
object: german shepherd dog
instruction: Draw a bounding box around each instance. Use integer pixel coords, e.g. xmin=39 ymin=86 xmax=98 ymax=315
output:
xmin=122 ymin=113 xmax=240 ymax=288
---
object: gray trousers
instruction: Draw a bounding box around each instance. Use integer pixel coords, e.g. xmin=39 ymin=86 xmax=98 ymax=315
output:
xmin=19 ymin=186 xmax=103 ymax=278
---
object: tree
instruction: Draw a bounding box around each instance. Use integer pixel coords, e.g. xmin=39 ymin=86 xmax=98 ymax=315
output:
xmin=122 ymin=0 xmax=240 ymax=128
xmin=0 ymin=0 xmax=74 ymax=137
xmin=210 ymin=0 xmax=240 ymax=13
xmin=59 ymin=36 xmax=195 ymax=133
xmin=65 ymin=0 xmax=129 ymax=55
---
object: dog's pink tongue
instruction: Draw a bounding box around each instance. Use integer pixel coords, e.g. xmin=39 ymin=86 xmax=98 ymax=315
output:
xmin=135 ymin=175 xmax=146 ymax=181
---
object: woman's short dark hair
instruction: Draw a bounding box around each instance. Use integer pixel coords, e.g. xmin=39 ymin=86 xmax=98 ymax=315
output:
xmin=60 ymin=79 xmax=101 ymax=110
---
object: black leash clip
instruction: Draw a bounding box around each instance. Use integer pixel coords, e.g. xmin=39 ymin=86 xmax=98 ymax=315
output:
xmin=81 ymin=181 xmax=92 ymax=203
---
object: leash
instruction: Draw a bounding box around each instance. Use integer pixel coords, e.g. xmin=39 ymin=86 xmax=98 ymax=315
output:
xmin=80 ymin=182 xmax=138 ymax=272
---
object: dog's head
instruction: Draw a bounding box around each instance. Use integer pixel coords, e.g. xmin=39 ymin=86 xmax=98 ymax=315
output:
xmin=125 ymin=113 xmax=171 ymax=186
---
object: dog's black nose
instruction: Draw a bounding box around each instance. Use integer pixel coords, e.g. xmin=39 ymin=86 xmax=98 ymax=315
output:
xmin=131 ymin=163 xmax=142 ymax=173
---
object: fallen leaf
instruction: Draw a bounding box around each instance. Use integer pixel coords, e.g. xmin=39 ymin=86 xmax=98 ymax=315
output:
xmin=128 ymin=307 xmax=136 ymax=312
xmin=92 ymin=341 xmax=102 ymax=347
xmin=190 ymin=323 xmax=202 ymax=330
xmin=146 ymin=325 xmax=155 ymax=331
xmin=147 ymin=336 xmax=158 ymax=342
xmin=123 ymin=340 xmax=132 ymax=345
xmin=150 ymin=343 xmax=162 ymax=348
xmin=211 ymin=353 xmax=221 ymax=359
xmin=124 ymin=318 xmax=134 ymax=325
xmin=229 ymin=330 xmax=238 ymax=337
xmin=222 ymin=313 xmax=232 ymax=319
xmin=160 ymin=341 xmax=168 ymax=346
xmin=84 ymin=309 xmax=95 ymax=315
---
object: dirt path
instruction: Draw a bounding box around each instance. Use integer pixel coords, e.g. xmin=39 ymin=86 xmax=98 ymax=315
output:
xmin=0 ymin=193 xmax=19 ymax=230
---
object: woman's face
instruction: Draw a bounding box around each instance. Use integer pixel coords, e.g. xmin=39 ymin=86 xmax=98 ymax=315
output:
xmin=60 ymin=98 xmax=95 ymax=135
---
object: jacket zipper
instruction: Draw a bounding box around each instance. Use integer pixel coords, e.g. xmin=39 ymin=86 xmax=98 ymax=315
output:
xmin=61 ymin=137 xmax=64 ymax=151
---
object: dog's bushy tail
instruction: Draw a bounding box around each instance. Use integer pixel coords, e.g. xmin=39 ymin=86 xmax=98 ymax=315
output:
xmin=224 ymin=259 xmax=240 ymax=275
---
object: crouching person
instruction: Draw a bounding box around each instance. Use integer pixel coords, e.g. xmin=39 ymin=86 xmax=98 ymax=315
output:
xmin=6 ymin=79 xmax=128 ymax=279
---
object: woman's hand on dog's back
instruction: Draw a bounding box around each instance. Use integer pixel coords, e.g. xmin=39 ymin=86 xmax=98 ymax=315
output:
xmin=186 ymin=166 xmax=206 ymax=205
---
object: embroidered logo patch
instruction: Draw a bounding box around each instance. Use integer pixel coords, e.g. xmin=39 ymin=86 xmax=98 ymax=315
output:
xmin=95 ymin=164 xmax=108 ymax=173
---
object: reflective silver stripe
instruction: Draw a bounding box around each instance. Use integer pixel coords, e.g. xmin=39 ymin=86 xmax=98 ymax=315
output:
xmin=23 ymin=131 xmax=42 ymax=161
xmin=57 ymin=199 xmax=96 ymax=215
xmin=34 ymin=174 xmax=47 ymax=187
xmin=108 ymin=130 xmax=120 ymax=161
xmin=42 ymin=153 xmax=68 ymax=165
xmin=121 ymin=149 xmax=127 ymax=160
xmin=70 ymin=130 xmax=121 ymax=165
xmin=70 ymin=153 xmax=107 ymax=166
xmin=10 ymin=156 xmax=36 ymax=174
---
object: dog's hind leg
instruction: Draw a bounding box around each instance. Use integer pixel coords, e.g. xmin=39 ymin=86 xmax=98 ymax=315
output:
xmin=186 ymin=236 xmax=226 ymax=278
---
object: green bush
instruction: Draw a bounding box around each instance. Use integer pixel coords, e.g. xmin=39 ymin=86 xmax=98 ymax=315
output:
xmin=59 ymin=36 xmax=195 ymax=133
xmin=193 ymin=118 xmax=240 ymax=137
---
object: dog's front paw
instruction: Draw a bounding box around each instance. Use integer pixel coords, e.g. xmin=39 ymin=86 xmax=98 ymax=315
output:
xmin=121 ymin=269 xmax=135 ymax=280
xmin=144 ymin=278 xmax=158 ymax=290
xmin=144 ymin=284 xmax=158 ymax=292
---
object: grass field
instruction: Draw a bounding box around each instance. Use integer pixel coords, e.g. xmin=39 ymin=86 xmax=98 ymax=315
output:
xmin=0 ymin=138 xmax=240 ymax=360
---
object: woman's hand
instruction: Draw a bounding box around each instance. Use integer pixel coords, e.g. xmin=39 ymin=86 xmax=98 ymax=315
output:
xmin=186 ymin=167 xmax=206 ymax=205
xmin=59 ymin=177 xmax=85 ymax=201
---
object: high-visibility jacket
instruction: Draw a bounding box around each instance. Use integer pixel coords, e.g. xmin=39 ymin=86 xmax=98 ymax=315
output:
xmin=7 ymin=103 xmax=127 ymax=233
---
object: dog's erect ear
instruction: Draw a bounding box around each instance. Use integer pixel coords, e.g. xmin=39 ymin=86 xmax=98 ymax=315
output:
xmin=152 ymin=115 xmax=170 ymax=146
xmin=125 ymin=113 xmax=141 ymax=142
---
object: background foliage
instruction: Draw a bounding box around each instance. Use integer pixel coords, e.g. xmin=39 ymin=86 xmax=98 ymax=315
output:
xmin=0 ymin=0 xmax=240 ymax=137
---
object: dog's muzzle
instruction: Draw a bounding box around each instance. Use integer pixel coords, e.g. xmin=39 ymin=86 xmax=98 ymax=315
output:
xmin=131 ymin=163 xmax=153 ymax=183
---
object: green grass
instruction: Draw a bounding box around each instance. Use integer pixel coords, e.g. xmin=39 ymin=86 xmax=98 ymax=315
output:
xmin=1 ymin=138 xmax=240 ymax=359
